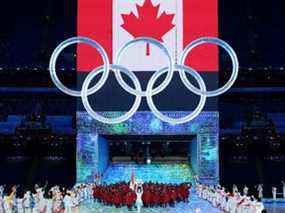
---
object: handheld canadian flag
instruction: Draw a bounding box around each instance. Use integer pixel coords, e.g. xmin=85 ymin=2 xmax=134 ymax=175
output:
xmin=77 ymin=0 xmax=218 ymax=72
xmin=129 ymin=171 xmax=136 ymax=190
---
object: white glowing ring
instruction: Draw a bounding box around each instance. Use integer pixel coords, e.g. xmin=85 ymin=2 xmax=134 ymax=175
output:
xmin=81 ymin=64 xmax=142 ymax=124
xmin=146 ymin=64 xmax=207 ymax=124
xmin=179 ymin=37 xmax=239 ymax=97
xmin=49 ymin=36 xmax=110 ymax=97
xmin=115 ymin=37 xmax=174 ymax=97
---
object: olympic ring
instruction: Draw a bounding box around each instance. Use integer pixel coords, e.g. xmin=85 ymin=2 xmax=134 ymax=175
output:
xmin=179 ymin=37 xmax=239 ymax=97
xmin=115 ymin=37 xmax=174 ymax=97
xmin=146 ymin=64 xmax=207 ymax=125
xmin=81 ymin=64 xmax=142 ymax=124
xmin=49 ymin=36 xmax=239 ymax=124
xmin=49 ymin=36 xmax=110 ymax=97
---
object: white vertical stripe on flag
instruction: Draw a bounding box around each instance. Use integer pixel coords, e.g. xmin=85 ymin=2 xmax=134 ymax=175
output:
xmin=113 ymin=0 xmax=183 ymax=72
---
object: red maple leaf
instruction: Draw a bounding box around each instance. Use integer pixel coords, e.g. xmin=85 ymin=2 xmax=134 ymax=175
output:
xmin=121 ymin=0 xmax=175 ymax=55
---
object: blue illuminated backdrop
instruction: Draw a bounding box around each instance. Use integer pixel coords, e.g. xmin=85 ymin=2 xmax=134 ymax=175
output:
xmin=77 ymin=111 xmax=219 ymax=184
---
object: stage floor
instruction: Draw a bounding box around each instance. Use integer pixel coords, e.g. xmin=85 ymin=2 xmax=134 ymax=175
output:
xmin=102 ymin=162 xmax=193 ymax=184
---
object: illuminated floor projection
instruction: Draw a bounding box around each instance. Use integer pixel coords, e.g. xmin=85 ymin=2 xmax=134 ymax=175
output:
xmin=77 ymin=111 xmax=219 ymax=185
xmin=102 ymin=163 xmax=193 ymax=184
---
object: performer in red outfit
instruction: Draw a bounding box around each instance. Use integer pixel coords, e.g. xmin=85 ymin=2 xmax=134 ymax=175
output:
xmin=92 ymin=182 xmax=191 ymax=209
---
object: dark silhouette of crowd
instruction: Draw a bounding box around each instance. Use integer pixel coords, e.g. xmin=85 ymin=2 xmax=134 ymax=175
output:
xmin=92 ymin=182 xmax=191 ymax=210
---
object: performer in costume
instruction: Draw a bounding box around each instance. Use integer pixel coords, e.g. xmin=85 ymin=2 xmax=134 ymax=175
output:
xmin=35 ymin=183 xmax=48 ymax=212
xmin=257 ymin=184 xmax=263 ymax=199
xmin=129 ymin=171 xmax=136 ymax=191
xmin=255 ymin=198 xmax=265 ymax=213
xmin=95 ymin=172 xmax=102 ymax=185
xmin=52 ymin=186 xmax=63 ymax=212
xmin=282 ymin=181 xmax=285 ymax=199
xmin=243 ymin=185 xmax=248 ymax=196
xmin=6 ymin=185 xmax=17 ymax=213
xmin=45 ymin=191 xmax=53 ymax=213
xmin=71 ymin=189 xmax=79 ymax=211
xmin=135 ymin=180 xmax=144 ymax=213
xmin=229 ymin=194 xmax=238 ymax=213
xmin=196 ymin=183 xmax=202 ymax=198
xmin=79 ymin=186 xmax=84 ymax=203
xmin=23 ymin=191 xmax=32 ymax=213
xmin=87 ymin=184 xmax=93 ymax=200
xmin=0 ymin=186 xmax=5 ymax=213
xmin=75 ymin=188 xmax=81 ymax=207
xmin=63 ymin=191 xmax=72 ymax=213
xmin=3 ymin=196 xmax=12 ymax=213
xmin=272 ymin=187 xmax=277 ymax=200
xmin=232 ymin=184 xmax=238 ymax=193
xmin=0 ymin=193 xmax=4 ymax=213
xmin=33 ymin=184 xmax=40 ymax=212
xmin=16 ymin=195 xmax=24 ymax=213
xmin=0 ymin=185 xmax=4 ymax=197
xmin=193 ymin=175 xmax=200 ymax=186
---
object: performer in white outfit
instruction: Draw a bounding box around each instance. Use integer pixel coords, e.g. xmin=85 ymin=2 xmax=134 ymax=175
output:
xmin=45 ymin=191 xmax=53 ymax=213
xmin=16 ymin=197 xmax=24 ymax=213
xmin=0 ymin=194 xmax=4 ymax=213
xmin=257 ymin=184 xmax=263 ymax=199
xmin=0 ymin=185 xmax=5 ymax=212
xmin=32 ymin=192 xmax=40 ymax=212
xmin=243 ymin=185 xmax=248 ymax=196
xmin=3 ymin=196 xmax=12 ymax=213
xmin=272 ymin=187 xmax=277 ymax=200
xmin=75 ymin=189 xmax=81 ymax=207
xmin=282 ymin=181 xmax=285 ymax=199
xmin=0 ymin=185 xmax=4 ymax=197
xmin=194 ymin=175 xmax=200 ymax=186
xmin=63 ymin=191 xmax=72 ymax=213
xmin=197 ymin=183 xmax=266 ymax=212
xmin=255 ymin=200 xmax=265 ymax=213
xmin=229 ymin=195 xmax=237 ymax=213
xmin=135 ymin=180 xmax=144 ymax=213
xmin=35 ymin=186 xmax=46 ymax=212
xmin=196 ymin=183 xmax=202 ymax=198
xmin=233 ymin=184 xmax=238 ymax=193
xmin=23 ymin=191 xmax=32 ymax=213
xmin=54 ymin=190 xmax=63 ymax=212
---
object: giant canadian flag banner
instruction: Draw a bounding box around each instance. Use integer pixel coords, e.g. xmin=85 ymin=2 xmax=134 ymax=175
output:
xmin=77 ymin=0 xmax=218 ymax=72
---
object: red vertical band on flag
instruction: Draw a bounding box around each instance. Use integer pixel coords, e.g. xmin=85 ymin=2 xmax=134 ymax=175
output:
xmin=77 ymin=0 xmax=113 ymax=72
xmin=183 ymin=0 xmax=218 ymax=72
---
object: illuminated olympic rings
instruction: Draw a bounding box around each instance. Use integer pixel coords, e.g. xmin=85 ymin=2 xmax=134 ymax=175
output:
xmin=49 ymin=36 xmax=239 ymax=124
